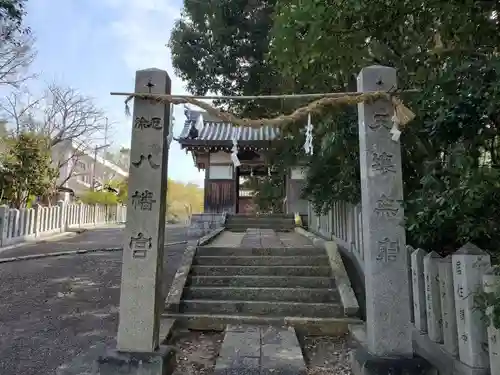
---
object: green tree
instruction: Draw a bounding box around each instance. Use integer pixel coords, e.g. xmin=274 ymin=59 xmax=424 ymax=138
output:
xmin=169 ymin=0 xmax=282 ymax=117
xmin=170 ymin=0 xmax=293 ymax=212
xmin=0 ymin=132 xmax=58 ymax=208
xmin=79 ymin=190 xmax=119 ymax=205
xmin=269 ymin=0 xmax=500 ymax=251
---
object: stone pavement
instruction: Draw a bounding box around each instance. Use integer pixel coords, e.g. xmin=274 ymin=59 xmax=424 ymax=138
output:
xmin=215 ymin=324 xmax=306 ymax=375
xmin=0 ymin=226 xmax=192 ymax=375
xmin=240 ymin=228 xmax=286 ymax=248
xmin=205 ymin=231 xmax=245 ymax=247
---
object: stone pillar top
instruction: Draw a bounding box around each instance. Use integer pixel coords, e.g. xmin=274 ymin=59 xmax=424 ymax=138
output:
xmin=456 ymin=242 xmax=487 ymax=255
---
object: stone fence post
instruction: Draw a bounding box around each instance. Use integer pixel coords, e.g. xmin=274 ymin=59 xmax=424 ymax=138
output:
xmin=438 ymin=256 xmax=458 ymax=356
xmin=483 ymin=267 xmax=500 ymax=375
xmin=78 ymin=202 xmax=83 ymax=227
xmin=411 ymin=247 xmax=428 ymax=333
xmin=452 ymin=243 xmax=490 ymax=368
xmin=58 ymin=200 xmax=66 ymax=233
xmin=0 ymin=205 xmax=8 ymax=247
xmin=424 ymin=251 xmax=443 ymax=343
xmin=33 ymin=203 xmax=41 ymax=237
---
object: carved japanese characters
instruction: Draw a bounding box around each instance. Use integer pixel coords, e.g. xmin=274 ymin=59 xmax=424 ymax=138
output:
xmin=131 ymin=154 xmax=160 ymax=169
xmin=129 ymin=232 xmax=152 ymax=259
xmin=134 ymin=116 xmax=163 ymax=130
xmin=131 ymin=190 xmax=156 ymax=211
xmin=371 ymin=152 xmax=396 ymax=174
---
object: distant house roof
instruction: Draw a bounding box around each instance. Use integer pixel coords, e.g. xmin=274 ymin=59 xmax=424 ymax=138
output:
xmin=177 ymin=110 xmax=280 ymax=150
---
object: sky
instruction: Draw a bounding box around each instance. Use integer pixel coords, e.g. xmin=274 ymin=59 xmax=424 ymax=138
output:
xmin=22 ymin=0 xmax=205 ymax=186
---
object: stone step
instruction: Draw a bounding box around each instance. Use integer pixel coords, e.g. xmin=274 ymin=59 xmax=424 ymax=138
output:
xmin=196 ymin=247 xmax=321 ymax=257
xmin=163 ymin=313 xmax=362 ymax=336
xmin=179 ymin=299 xmax=343 ymax=317
xmin=187 ymin=275 xmax=335 ymax=288
xmin=226 ymin=216 xmax=294 ymax=221
xmin=228 ymin=228 xmax=294 ymax=233
xmin=226 ymin=220 xmax=295 ymax=226
xmin=225 ymin=224 xmax=294 ymax=230
xmin=190 ymin=265 xmax=331 ymax=277
xmin=193 ymin=255 xmax=329 ymax=266
xmin=227 ymin=214 xmax=294 ymax=218
xmin=226 ymin=219 xmax=293 ymax=223
xmin=183 ymin=287 xmax=340 ymax=303
xmin=214 ymin=325 xmax=306 ymax=375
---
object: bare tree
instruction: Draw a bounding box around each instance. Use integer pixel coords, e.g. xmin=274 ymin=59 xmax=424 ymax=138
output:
xmin=40 ymin=84 xmax=106 ymax=147
xmin=0 ymin=34 xmax=36 ymax=88
xmin=0 ymin=90 xmax=42 ymax=134
xmin=0 ymin=83 xmax=109 ymax=190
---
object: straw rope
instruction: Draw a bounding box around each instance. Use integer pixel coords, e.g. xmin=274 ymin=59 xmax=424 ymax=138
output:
xmin=115 ymin=91 xmax=416 ymax=129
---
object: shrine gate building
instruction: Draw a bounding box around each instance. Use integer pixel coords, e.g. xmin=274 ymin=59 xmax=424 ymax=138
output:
xmin=176 ymin=110 xmax=308 ymax=215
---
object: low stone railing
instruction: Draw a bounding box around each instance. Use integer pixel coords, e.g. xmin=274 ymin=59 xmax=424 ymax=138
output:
xmin=0 ymin=202 xmax=127 ymax=247
xmin=409 ymin=244 xmax=500 ymax=374
xmin=308 ymin=201 xmax=364 ymax=271
xmin=309 ymin=200 xmax=500 ymax=374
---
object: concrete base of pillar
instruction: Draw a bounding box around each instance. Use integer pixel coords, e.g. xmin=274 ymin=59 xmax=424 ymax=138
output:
xmin=97 ymin=345 xmax=175 ymax=375
xmin=350 ymin=345 xmax=434 ymax=375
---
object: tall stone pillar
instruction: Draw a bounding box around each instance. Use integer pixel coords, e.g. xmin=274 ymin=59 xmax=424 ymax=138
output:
xmin=98 ymin=68 xmax=172 ymax=374
xmin=351 ymin=66 xmax=429 ymax=374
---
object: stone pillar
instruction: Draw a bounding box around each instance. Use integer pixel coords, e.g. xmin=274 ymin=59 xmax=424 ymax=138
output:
xmin=357 ymin=66 xmax=412 ymax=356
xmin=98 ymin=69 xmax=172 ymax=374
xmin=351 ymin=65 xmax=430 ymax=375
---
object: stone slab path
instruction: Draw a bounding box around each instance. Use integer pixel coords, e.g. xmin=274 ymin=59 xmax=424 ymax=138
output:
xmin=214 ymin=324 xmax=306 ymax=375
xmin=205 ymin=231 xmax=245 ymax=247
xmin=277 ymin=232 xmax=316 ymax=248
xmin=240 ymin=228 xmax=287 ymax=248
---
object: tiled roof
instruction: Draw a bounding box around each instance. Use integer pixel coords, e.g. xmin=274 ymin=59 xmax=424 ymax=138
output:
xmin=178 ymin=110 xmax=280 ymax=144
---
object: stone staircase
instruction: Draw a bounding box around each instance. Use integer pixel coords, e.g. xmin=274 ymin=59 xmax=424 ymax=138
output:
xmin=164 ymin=245 xmax=360 ymax=334
xmin=225 ymin=214 xmax=295 ymax=232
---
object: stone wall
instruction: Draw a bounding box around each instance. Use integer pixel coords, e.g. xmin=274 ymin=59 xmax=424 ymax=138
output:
xmin=187 ymin=212 xmax=226 ymax=237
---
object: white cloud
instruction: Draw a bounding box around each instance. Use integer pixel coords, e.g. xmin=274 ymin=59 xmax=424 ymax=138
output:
xmin=106 ymin=0 xmax=186 ymax=94
xmin=105 ymin=0 xmax=189 ymax=134
xmin=103 ymin=0 xmax=205 ymax=186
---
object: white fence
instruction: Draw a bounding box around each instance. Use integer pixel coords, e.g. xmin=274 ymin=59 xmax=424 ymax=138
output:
xmin=308 ymin=201 xmax=500 ymax=374
xmin=0 ymin=201 xmax=127 ymax=247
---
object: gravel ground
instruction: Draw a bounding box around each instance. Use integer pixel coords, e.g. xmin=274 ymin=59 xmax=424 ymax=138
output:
xmin=302 ymin=334 xmax=356 ymax=375
xmin=0 ymin=226 xmax=192 ymax=375
xmin=169 ymin=330 xmax=224 ymax=375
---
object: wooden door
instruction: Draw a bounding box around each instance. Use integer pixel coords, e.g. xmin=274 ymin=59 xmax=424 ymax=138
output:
xmin=205 ymin=180 xmax=234 ymax=213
